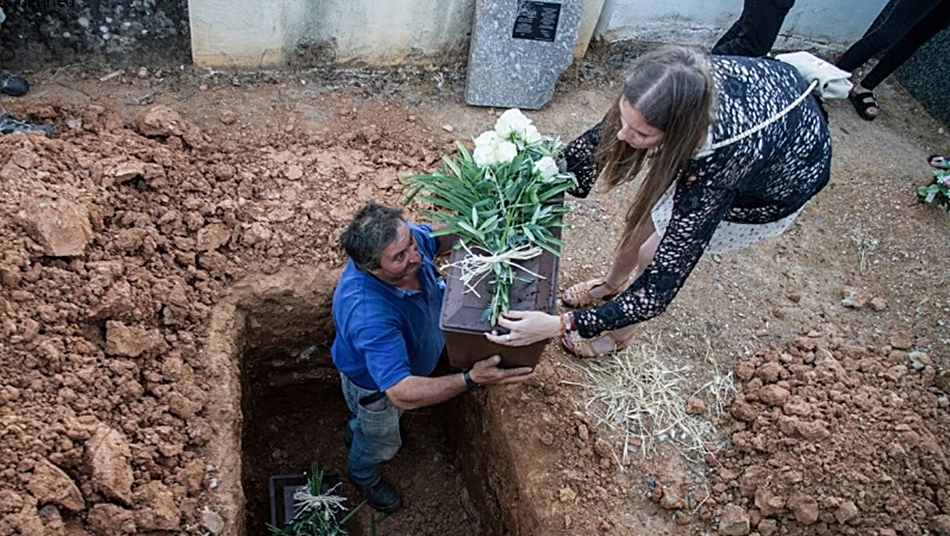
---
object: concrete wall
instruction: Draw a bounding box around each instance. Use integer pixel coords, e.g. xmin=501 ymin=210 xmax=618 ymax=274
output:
xmin=188 ymin=0 xmax=475 ymax=68
xmin=187 ymin=0 xmax=894 ymax=69
xmin=596 ymin=0 xmax=891 ymax=54
xmin=0 ymin=0 xmax=913 ymax=71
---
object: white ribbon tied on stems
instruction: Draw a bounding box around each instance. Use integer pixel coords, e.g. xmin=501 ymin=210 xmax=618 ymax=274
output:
xmin=442 ymin=241 xmax=546 ymax=298
xmin=292 ymin=483 xmax=349 ymax=521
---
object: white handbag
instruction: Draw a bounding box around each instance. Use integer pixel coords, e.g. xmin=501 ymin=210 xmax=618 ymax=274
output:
xmin=775 ymin=51 xmax=853 ymax=100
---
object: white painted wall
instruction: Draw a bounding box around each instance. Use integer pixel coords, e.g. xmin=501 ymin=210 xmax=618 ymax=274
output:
xmin=298 ymin=0 xmax=475 ymax=64
xmin=189 ymin=0 xmax=474 ymax=68
xmin=188 ymin=0 xmax=890 ymax=69
xmin=189 ymin=0 xmax=286 ymax=67
xmin=597 ymin=0 xmax=891 ymax=53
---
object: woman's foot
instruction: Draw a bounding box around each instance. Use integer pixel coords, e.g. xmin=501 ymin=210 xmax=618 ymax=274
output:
xmin=847 ymin=88 xmax=880 ymax=121
xmin=928 ymin=155 xmax=949 ymax=170
xmin=562 ymin=326 xmax=637 ymax=358
xmin=563 ymin=277 xmax=629 ymax=308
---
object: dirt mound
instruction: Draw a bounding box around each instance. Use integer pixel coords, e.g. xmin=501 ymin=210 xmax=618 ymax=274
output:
xmin=0 ymin=96 xmax=440 ymax=534
xmin=709 ymin=334 xmax=950 ymax=536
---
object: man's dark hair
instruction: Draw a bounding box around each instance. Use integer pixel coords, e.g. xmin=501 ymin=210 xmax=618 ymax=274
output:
xmin=340 ymin=202 xmax=405 ymax=270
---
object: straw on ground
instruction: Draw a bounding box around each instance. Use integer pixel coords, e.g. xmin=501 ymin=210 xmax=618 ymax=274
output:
xmin=563 ymin=338 xmax=736 ymax=466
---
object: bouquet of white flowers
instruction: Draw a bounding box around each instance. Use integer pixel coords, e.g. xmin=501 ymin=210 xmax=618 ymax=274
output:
xmin=406 ymin=109 xmax=576 ymax=324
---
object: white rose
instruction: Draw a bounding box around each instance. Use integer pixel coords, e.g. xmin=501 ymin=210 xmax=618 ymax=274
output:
xmin=473 ymin=131 xmax=500 ymax=167
xmin=494 ymin=141 xmax=518 ymax=165
xmin=522 ymin=124 xmax=542 ymax=144
xmin=474 ymin=130 xmax=499 ymax=149
xmin=473 ymin=145 xmax=495 ymax=168
xmin=495 ymin=109 xmax=532 ymax=139
xmin=533 ymin=156 xmax=559 ymax=182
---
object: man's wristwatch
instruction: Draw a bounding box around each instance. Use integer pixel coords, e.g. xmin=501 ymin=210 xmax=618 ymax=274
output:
xmin=463 ymin=370 xmax=483 ymax=391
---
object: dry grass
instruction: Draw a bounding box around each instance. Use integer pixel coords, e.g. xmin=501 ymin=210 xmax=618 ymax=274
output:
xmin=563 ymin=337 xmax=736 ymax=466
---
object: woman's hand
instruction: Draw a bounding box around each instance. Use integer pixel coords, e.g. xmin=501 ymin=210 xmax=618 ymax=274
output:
xmin=485 ymin=310 xmax=561 ymax=347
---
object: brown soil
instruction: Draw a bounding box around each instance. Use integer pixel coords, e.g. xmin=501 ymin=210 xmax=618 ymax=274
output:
xmin=1 ymin=46 xmax=949 ymax=536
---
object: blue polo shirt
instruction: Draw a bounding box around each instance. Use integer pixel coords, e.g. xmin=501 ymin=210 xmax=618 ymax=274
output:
xmin=331 ymin=223 xmax=446 ymax=392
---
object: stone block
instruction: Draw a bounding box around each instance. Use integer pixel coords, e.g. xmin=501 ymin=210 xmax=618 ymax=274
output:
xmin=466 ymin=0 xmax=583 ymax=109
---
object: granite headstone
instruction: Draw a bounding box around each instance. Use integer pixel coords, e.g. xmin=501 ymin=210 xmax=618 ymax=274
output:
xmin=465 ymin=0 xmax=583 ymax=110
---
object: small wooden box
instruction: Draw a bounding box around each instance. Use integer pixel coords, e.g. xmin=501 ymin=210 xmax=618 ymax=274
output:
xmin=439 ymin=242 xmax=559 ymax=370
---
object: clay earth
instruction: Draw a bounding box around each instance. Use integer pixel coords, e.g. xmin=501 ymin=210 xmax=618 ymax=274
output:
xmin=1 ymin=44 xmax=949 ymax=536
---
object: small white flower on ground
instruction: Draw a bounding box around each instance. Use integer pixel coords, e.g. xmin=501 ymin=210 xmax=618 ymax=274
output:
xmin=534 ymin=156 xmax=559 ymax=182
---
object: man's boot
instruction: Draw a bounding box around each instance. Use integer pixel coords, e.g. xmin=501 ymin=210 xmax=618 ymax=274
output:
xmin=353 ymin=477 xmax=401 ymax=514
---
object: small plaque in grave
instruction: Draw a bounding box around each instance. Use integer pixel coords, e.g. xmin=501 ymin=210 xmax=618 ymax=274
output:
xmin=269 ymin=474 xmax=307 ymax=527
xmin=512 ymin=1 xmax=561 ymax=42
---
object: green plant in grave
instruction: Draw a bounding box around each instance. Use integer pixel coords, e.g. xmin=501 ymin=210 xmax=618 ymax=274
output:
xmin=405 ymin=109 xmax=576 ymax=325
xmin=917 ymin=165 xmax=950 ymax=212
xmin=267 ymin=462 xmax=366 ymax=536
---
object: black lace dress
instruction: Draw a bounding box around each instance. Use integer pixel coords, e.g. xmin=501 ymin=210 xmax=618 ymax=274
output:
xmin=562 ymin=56 xmax=832 ymax=339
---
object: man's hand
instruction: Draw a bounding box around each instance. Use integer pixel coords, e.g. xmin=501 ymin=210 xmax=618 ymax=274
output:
xmin=468 ymin=355 xmax=534 ymax=386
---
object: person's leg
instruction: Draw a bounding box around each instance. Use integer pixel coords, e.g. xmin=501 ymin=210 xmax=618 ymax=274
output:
xmin=602 ymin=218 xmax=656 ymax=292
xmin=563 ymin=216 xmax=655 ymax=307
xmin=847 ymin=0 xmax=950 ymax=120
xmin=562 ymin=226 xmax=659 ymax=358
xmin=711 ymin=0 xmax=795 ymax=57
xmin=711 ymin=17 xmax=745 ymax=55
xmin=860 ymin=0 xmax=950 ymax=91
xmin=340 ymin=375 xmax=402 ymax=513
xmin=836 ymin=0 xmax=941 ymax=72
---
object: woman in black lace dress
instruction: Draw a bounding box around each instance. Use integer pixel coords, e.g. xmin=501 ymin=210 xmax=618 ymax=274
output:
xmin=486 ymin=45 xmax=831 ymax=357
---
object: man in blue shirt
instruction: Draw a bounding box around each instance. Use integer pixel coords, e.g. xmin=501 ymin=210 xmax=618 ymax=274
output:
xmin=332 ymin=202 xmax=534 ymax=513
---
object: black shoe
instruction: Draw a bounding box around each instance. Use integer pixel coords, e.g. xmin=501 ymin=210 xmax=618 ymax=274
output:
xmin=354 ymin=478 xmax=401 ymax=514
xmin=0 ymin=71 xmax=29 ymax=97
xmin=0 ymin=113 xmax=53 ymax=138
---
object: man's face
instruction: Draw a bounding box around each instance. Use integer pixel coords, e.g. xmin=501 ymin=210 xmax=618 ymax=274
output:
xmin=369 ymin=221 xmax=422 ymax=287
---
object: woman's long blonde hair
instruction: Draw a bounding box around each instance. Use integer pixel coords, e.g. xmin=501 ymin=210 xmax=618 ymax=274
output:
xmin=596 ymin=45 xmax=716 ymax=250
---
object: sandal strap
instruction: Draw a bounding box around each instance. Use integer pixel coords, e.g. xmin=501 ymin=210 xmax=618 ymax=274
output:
xmin=562 ymin=329 xmax=635 ymax=358
xmin=928 ymin=155 xmax=950 ymax=170
xmin=563 ymin=277 xmax=608 ymax=308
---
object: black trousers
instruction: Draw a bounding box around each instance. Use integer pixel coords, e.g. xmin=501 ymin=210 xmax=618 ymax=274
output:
xmin=711 ymin=0 xmax=797 ymax=57
xmin=835 ymin=0 xmax=950 ymax=90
